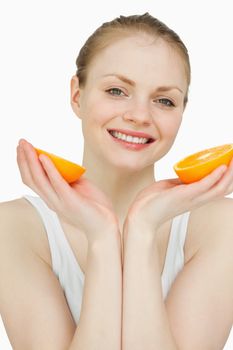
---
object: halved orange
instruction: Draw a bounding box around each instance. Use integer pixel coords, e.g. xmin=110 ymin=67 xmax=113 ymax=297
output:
xmin=35 ymin=148 xmax=86 ymax=183
xmin=173 ymin=144 xmax=233 ymax=184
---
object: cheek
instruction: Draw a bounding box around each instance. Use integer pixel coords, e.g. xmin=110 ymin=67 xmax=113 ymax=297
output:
xmin=158 ymin=114 xmax=182 ymax=139
xmin=86 ymin=99 xmax=126 ymax=127
xmin=152 ymin=115 xmax=183 ymax=160
xmin=81 ymin=104 xmax=114 ymax=144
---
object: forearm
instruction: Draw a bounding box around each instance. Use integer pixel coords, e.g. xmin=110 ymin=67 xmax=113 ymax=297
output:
xmin=122 ymin=221 xmax=178 ymax=350
xmin=69 ymin=230 xmax=122 ymax=350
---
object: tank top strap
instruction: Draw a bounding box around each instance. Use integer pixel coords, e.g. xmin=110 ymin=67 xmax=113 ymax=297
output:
xmin=23 ymin=195 xmax=65 ymax=277
xmin=22 ymin=195 xmax=84 ymax=324
xmin=161 ymin=211 xmax=191 ymax=299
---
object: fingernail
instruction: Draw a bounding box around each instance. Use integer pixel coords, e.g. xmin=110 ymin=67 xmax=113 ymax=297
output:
xmin=18 ymin=139 xmax=26 ymax=146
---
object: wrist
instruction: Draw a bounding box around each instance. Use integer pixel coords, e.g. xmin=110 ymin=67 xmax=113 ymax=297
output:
xmin=88 ymin=230 xmax=123 ymax=270
xmin=123 ymin=216 xmax=158 ymax=247
xmin=88 ymin=227 xmax=121 ymax=250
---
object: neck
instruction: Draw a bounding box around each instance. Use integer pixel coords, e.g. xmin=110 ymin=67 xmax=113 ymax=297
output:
xmin=82 ymin=157 xmax=156 ymax=232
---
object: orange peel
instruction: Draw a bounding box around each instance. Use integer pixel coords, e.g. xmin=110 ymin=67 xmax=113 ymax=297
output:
xmin=173 ymin=144 xmax=233 ymax=183
xmin=35 ymin=148 xmax=86 ymax=183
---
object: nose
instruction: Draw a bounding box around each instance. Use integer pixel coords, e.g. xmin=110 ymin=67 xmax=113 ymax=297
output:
xmin=122 ymin=100 xmax=152 ymax=126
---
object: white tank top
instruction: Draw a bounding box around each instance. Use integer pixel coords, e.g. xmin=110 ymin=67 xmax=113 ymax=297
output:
xmin=23 ymin=194 xmax=190 ymax=325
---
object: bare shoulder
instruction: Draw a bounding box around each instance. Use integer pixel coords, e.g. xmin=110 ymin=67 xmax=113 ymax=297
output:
xmin=186 ymin=197 xmax=233 ymax=260
xmin=0 ymin=195 xmax=43 ymax=222
xmin=0 ymin=197 xmax=76 ymax=349
xmin=0 ymin=196 xmax=40 ymax=229
xmin=0 ymin=196 xmax=51 ymax=265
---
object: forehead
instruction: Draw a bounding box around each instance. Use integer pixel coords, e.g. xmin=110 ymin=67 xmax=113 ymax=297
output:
xmin=86 ymin=35 xmax=187 ymax=91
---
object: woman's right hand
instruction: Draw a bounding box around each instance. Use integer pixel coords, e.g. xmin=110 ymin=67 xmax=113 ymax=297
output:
xmin=17 ymin=139 xmax=119 ymax=245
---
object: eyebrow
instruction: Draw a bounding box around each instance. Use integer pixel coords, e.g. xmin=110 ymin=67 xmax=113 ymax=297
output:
xmin=101 ymin=73 xmax=184 ymax=94
xmin=102 ymin=74 xmax=135 ymax=87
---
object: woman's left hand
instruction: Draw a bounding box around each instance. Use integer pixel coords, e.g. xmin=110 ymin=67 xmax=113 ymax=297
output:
xmin=124 ymin=159 xmax=233 ymax=236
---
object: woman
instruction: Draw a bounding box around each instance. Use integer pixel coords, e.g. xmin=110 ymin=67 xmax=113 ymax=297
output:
xmin=0 ymin=13 xmax=233 ymax=350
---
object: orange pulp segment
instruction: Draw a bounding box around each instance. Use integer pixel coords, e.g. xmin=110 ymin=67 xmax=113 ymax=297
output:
xmin=35 ymin=148 xmax=86 ymax=183
xmin=173 ymin=144 xmax=233 ymax=183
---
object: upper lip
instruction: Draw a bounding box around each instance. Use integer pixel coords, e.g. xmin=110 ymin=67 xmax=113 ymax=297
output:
xmin=107 ymin=129 xmax=155 ymax=140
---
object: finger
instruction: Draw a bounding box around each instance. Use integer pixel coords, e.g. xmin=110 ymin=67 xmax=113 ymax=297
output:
xmin=188 ymin=164 xmax=227 ymax=195
xmin=225 ymin=158 xmax=233 ymax=195
xmin=191 ymin=165 xmax=230 ymax=204
xmin=19 ymin=140 xmax=61 ymax=208
xmin=37 ymin=152 xmax=77 ymax=202
xmin=149 ymin=178 xmax=184 ymax=192
xmin=167 ymin=165 xmax=227 ymax=207
xmin=168 ymin=177 xmax=184 ymax=184
xmin=202 ymin=158 xmax=233 ymax=199
xmin=17 ymin=143 xmax=36 ymax=189
xmin=17 ymin=142 xmax=57 ymax=210
xmin=166 ymin=178 xmax=184 ymax=187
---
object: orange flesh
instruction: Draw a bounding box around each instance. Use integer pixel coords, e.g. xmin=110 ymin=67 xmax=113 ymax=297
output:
xmin=173 ymin=144 xmax=233 ymax=183
xmin=35 ymin=148 xmax=86 ymax=183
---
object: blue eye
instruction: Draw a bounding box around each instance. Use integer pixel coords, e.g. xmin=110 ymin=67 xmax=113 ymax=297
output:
xmin=157 ymin=98 xmax=175 ymax=107
xmin=106 ymin=88 xmax=125 ymax=96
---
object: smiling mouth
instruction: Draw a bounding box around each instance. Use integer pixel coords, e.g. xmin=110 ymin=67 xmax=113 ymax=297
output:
xmin=107 ymin=130 xmax=155 ymax=144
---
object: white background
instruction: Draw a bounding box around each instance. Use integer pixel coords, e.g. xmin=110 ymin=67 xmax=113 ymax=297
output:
xmin=0 ymin=0 xmax=232 ymax=349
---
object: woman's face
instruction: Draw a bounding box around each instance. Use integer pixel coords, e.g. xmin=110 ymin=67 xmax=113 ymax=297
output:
xmin=71 ymin=34 xmax=188 ymax=171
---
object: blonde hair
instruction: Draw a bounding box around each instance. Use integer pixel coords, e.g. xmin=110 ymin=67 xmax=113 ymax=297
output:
xmin=75 ymin=12 xmax=191 ymax=106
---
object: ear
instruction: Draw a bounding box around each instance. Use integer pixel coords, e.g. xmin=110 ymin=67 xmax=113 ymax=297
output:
xmin=70 ymin=75 xmax=82 ymax=119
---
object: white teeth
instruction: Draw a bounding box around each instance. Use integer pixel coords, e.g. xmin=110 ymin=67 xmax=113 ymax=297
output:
xmin=110 ymin=131 xmax=149 ymax=144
